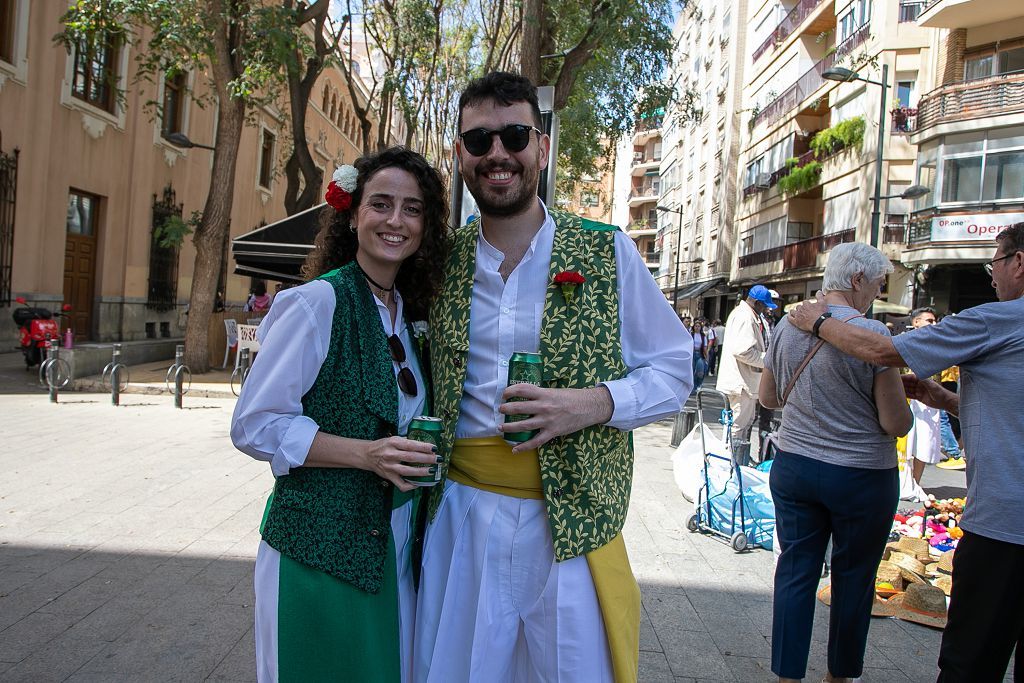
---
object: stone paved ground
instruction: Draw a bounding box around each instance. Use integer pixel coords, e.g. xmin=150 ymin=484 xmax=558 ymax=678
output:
xmin=0 ymin=352 xmax=1001 ymax=683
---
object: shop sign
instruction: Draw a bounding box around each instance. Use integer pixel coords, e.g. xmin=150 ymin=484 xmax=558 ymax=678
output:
xmin=930 ymin=212 xmax=1024 ymax=242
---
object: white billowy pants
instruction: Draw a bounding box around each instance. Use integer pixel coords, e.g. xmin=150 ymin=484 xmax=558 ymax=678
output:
xmin=413 ymin=481 xmax=613 ymax=683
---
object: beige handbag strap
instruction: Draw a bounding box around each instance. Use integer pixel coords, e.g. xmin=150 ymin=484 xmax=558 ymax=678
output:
xmin=781 ymin=313 xmax=862 ymax=405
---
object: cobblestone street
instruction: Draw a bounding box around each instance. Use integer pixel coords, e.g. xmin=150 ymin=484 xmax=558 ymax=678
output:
xmin=0 ymin=353 xmax=991 ymax=682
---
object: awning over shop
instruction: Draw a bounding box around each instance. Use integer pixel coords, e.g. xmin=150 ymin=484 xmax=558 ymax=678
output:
xmin=675 ymin=277 xmax=727 ymax=301
xmin=231 ymin=203 xmax=323 ymax=282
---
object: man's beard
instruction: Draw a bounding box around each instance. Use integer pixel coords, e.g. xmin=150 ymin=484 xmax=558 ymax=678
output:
xmin=463 ymin=159 xmax=541 ymax=218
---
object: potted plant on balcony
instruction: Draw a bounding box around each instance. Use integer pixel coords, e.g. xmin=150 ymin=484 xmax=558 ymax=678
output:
xmin=778 ymin=157 xmax=823 ymax=196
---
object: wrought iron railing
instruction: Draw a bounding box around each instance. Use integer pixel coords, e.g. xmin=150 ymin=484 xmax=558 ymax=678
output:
xmin=147 ymin=185 xmax=183 ymax=312
xmin=0 ymin=145 xmax=17 ymax=307
xmin=835 ymin=23 xmax=870 ymax=57
xmin=916 ymin=70 xmax=1024 ymax=132
xmin=908 ymin=219 xmax=933 ymax=244
xmin=891 ymin=107 xmax=918 ymax=134
xmin=752 ymin=0 xmax=826 ymax=63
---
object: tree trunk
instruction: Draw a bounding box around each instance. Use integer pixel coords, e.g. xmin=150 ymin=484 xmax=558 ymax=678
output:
xmin=519 ymin=0 xmax=542 ymax=83
xmin=283 ymin=52 xmax=325 ymax=216
xmin=182 ymin=5 xmax=246 ymax=374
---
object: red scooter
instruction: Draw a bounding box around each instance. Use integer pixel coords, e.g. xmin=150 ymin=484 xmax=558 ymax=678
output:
xmin=12 ymin=297 xmax=71 ymax=369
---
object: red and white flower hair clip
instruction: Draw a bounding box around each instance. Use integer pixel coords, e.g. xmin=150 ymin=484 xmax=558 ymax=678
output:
xmin=325 ymin=164 xmax=358 ymax=211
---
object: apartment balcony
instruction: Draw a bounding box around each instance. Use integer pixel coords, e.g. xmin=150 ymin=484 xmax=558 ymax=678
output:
xmin=628 ymin=219 xmax=658 ymax=238
xmin=914 ymin=71 xmax=1024 ymax=134
xmin=738 ymin=228 xmax=854 ymax=270
xmin=883 ymin=215 xmax=910 ymax=244
xmin=918 ymin=0 xmax=1023 ymax=29
xmin=752 ymin=0 xmax=833 ymax=64
xmin=631 ymin=155 xmax=662 ymax=177
xmin=643 ymin=250 xmax=660 ymax=269
xmin=627 ymin=187 xmax=660 ymax=207
xmin=633 ymin=118 xmax=663 ymax=145
xmin=891 ymin=107 xmax=919 ymax=134
xmin=752 ymin=27 xmax=871 ymax=131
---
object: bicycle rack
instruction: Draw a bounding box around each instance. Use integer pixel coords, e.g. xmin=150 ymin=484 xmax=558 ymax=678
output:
xmin=38 ymin=341 xmax=71 ymax=403
xmin=164 ymin=344 xmax=191 ymax=409
xmin=230 ymin=347 xmax=251 ymax=397
xmin=101 ymin=343 xmax=130 ymax=406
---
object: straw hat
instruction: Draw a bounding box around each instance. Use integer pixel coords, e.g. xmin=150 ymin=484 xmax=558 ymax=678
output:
xmin=933 ymin=574 xmax=953 ymax=597
xmin=896 ymin=537 xmax=933 ymax=562
xmin=926 ymin=550 xmax=956 ymax=576
xmin=937 ymin=549 xmax=955 ymax=575
xmin=875 ymin=561 xmax=904 ymax=591
xmin=891 ymin=583 xmax=948 ymax=629
xmin=888 ymin=552 xmax=928 ymax=584
xmin=817 ymin=584 xmax=898 ymax=618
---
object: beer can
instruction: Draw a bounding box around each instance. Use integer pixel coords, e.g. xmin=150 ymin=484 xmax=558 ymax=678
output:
xmin=503 ymin=351 xmax=542 ymax=445
xmin=404 ymin=416 xmax=443 ymax=487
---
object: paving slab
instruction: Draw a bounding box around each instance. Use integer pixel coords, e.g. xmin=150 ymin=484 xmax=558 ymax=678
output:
xmin=0 ymin=359 xmax=985 ymax=682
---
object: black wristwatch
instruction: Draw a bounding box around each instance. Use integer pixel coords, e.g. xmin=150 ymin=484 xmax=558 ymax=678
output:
xmin=812 ymin=311 xmax=832 ymax=338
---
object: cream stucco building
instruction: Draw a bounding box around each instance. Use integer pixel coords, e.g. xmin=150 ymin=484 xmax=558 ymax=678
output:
xmin=0 ymin=1 xmax=384 ymax=346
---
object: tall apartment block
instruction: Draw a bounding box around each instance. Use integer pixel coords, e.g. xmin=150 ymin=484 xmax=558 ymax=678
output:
xmin=654 ymin=0 xmax=750 ymax=321
xmin=733 ymin=0 xmax=934 ymax=310
xmin=905 ymin=0 xmax=1024 ymax=312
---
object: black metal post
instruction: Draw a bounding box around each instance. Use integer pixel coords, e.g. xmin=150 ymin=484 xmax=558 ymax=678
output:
xmin=870 ymin=63 xmax=889 ymax=249
xmin=672 ymin=209 xmax=684 ymax=312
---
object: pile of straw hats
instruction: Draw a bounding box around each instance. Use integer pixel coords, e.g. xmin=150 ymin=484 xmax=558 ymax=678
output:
xmin=816 ymin=545 xmax=954 ymax=629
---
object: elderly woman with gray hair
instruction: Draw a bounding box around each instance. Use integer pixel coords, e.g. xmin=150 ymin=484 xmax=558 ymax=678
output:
xmin=758 ymin=242 xmax=913 ymax=683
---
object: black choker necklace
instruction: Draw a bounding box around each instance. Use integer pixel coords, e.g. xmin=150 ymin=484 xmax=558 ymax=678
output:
xmin=357 ymin=264 xmax=394 ymax=294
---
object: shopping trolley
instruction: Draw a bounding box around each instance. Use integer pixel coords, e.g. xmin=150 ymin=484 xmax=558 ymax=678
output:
xmin=685 ymin=388 xmax=767 ymax=553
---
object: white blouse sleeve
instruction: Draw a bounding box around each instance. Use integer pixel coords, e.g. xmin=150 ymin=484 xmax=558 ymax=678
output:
xmin=602 ymin=230 xmax=694 ymax=431
xmin=230 ymin=280 xmax=335 ymax=476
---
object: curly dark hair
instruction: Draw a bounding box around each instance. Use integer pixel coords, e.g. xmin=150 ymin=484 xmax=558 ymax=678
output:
xmin=302 ymin=147 xmax=450 ymax=320
xmin=457 ymin=71 xmax=542 ymax=131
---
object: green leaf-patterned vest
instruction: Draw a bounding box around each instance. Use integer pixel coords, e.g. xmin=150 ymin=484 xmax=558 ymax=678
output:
xmin=429 ymin=207 xmax=632 ymax=561
xmin=260 ymin=262 xmax=403 ymax=594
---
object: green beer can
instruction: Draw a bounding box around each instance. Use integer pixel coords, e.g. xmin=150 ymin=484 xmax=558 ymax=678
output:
xmin=503 ymin=351 xmax=543 ymax=445
xmin=404 ymin=416 xmax=443 ymax=487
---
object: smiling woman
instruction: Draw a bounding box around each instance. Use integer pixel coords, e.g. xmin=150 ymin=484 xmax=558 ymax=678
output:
xmin=230 ymin=147 xmax=450 ymax=682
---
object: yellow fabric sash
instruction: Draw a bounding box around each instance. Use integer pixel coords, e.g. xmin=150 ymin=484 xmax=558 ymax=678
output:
xmin=449 ymin=437 xmax=640 ymax=683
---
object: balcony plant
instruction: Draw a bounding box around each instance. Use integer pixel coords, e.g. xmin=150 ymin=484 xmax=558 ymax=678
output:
xmin=809 ymin=115 xmax=866 ymax=157
xmin=778 ymin=158 xmax=823 ymax=196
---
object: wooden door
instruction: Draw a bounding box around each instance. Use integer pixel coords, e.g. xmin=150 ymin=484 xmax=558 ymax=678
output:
xmin=63 ymin=191 xmax=99 ymax=340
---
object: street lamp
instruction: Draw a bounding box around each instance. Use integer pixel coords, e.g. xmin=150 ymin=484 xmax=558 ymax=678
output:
xmin=823 ymin=64 xmax=890 ymax=248
xmin=656 ymin=204 xmax=705 ymax=312
xmin=164 ymin=132 xmax=216 ymax=151
xmin=872 ymin=184 xmax=930 ymax=201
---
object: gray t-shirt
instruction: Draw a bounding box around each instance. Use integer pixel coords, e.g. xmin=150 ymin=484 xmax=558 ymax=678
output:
xmin=893 ymin=296 xmax=1024 ymax=546
xmin=766 ymin=305 xmax=895 ymax=469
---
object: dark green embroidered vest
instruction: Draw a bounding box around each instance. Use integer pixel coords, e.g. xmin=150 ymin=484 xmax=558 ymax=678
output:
xmin=260 ymin=262 xmax=401 ymax=594
xmin=429 ymin=208 xmax=632 ymax=561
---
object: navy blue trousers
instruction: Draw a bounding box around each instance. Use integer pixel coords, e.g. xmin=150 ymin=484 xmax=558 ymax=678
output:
xmin=769 ymin=450 xmax=898 ymax=679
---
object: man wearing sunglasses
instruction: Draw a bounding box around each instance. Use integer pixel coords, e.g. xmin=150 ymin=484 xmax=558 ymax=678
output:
xmin=414 ymin=72 xmax=693 ymax=683
xmin=787 ymin=223 xmax=1024 ymax=683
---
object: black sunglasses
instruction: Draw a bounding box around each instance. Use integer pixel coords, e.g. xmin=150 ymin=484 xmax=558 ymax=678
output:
xmin=459 ymin=124 xmax=542 ymax=156
xmin=387 ymin=334 xmax=418 ymax=397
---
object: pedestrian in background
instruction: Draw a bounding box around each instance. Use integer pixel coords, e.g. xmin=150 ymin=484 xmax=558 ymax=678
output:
xmin=904 ymin=307 xmax=944 ymax=490
xmin=759 ymin=242 xmax=912 ymax=683
xmin=231 ymin=148 xmax=449 ymax=682
xmin=691 ymin=318 xmax=709 ymax=389
xmin=705 ymin=321 xmax=718 ymax=376
xmin=788 ymin=223 xmax=1024 ymax=682
xmin=717 ymin=285 xmax=774 ymax=464
xmin=711 ymin=318 xmax=725 ymax=374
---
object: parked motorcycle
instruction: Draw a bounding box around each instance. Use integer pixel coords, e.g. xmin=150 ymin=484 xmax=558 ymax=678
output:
xmin=12 ymin=297 xmax=71 ymax=369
